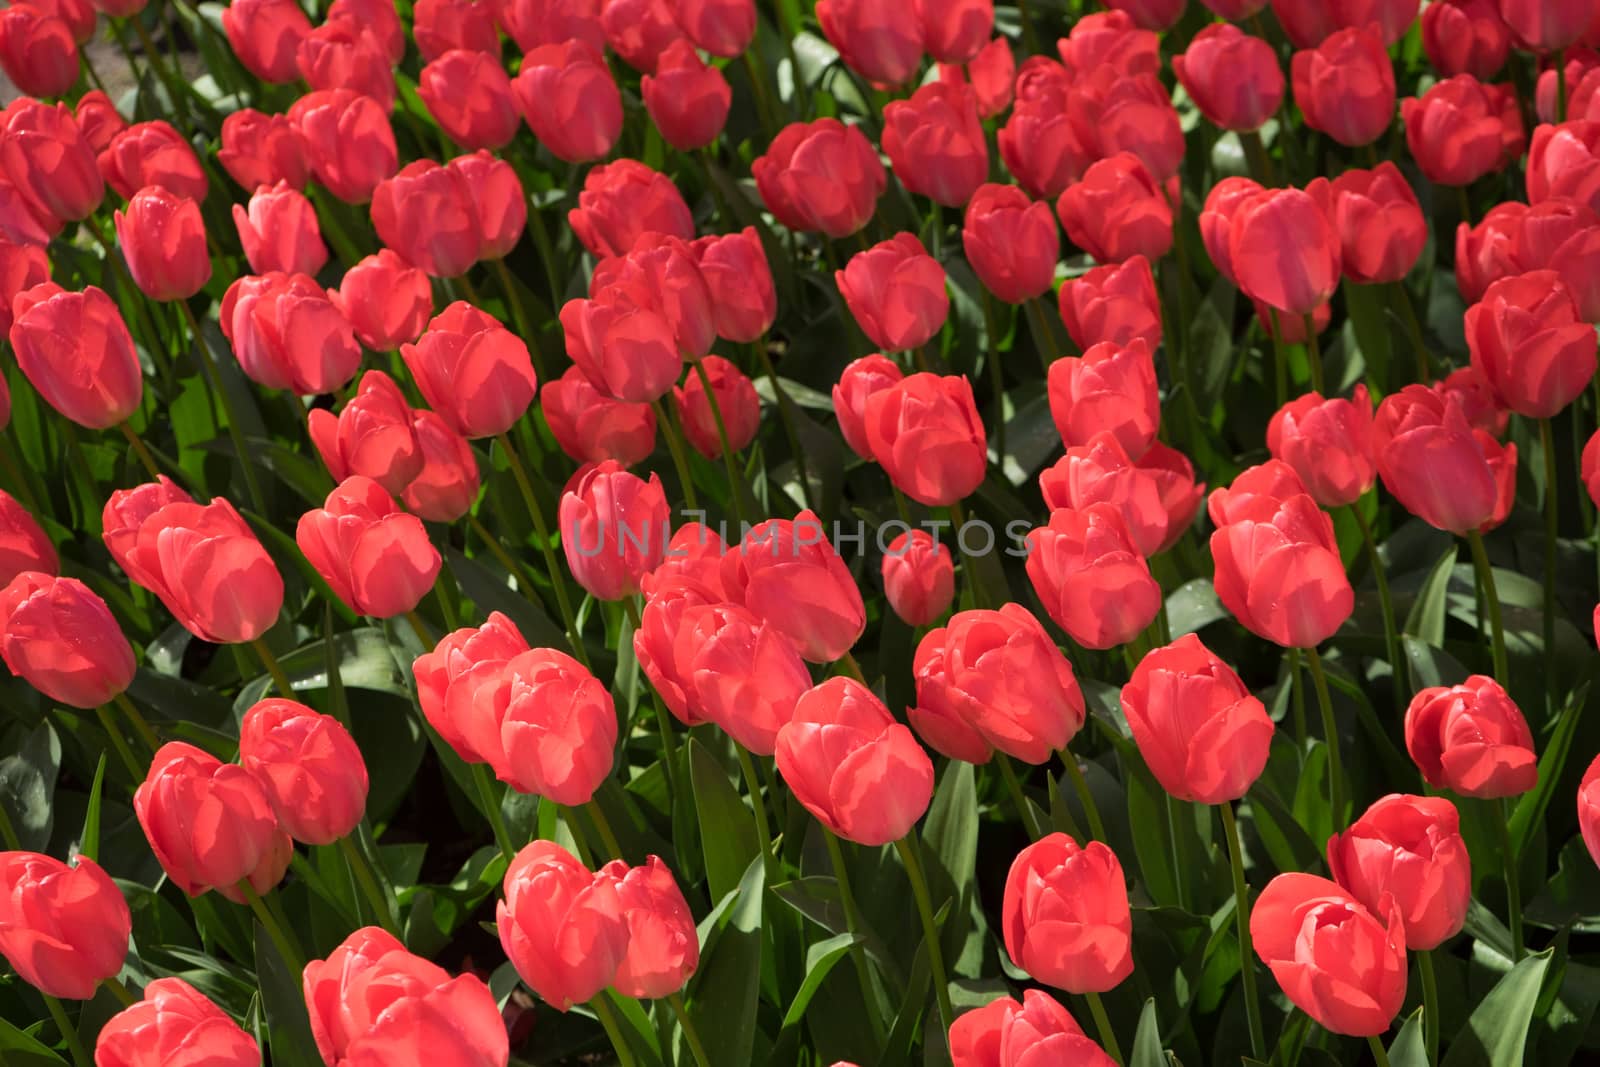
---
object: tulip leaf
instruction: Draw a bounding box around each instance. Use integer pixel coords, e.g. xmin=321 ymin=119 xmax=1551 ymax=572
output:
xmin=687 ymin=738 xmax=761 ymax=905
xmin=1441 ymin=949 xmax=1553 ymax=1067
xmin=443 ymin=546 xmax=568 ymax=651
xmin=0 ymin=721 xmax=59 ymax=852
xmin=1405 ymin=544 xmax=1459 ymax=647
xmin=252 ymin=920 xmax=322 ymax=1067
xmin=76 ymin=753 xmax=106 ymax=863
xmin=1404 ymin=634 xmax=1471 ymax=695
xmin=1130 ymin=998 xmax=1167 ymax=1067
xmin=688 ymin=855 xmax=765 ymax=1067
xmin=1125 ymin=758 xmax=1180 ymax=908
xmin=780 ymin=932 xmax=859 ymax=1029
xmin=1388 ymin=1007 xmax=1427 ymax=1067
xmin=0 ymin=1016 xmax=68 ymax=1067
xmin=1166 ymin=578 xmax=1228 ymax=638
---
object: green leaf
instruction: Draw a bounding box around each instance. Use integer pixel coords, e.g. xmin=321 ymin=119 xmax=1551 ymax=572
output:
xmin=687 ymin=738 xmax=760 ymax=905
xmin=0 ymin=1016 xmax=68 ymax=1066
xmin=688 ymin=855 xmax=765 ymax=1067
xmin=1404 ymin=634 xmax=1470 ymax=693
xmin=1389 ymin=1007 xmax=1427 ymax=1067
xmin=1441 ymin=948 xmax=1553 ymax=1067
xmin=444 ymin=546 xmax=567 ymax=650
xmin=1404 ymin=545 xmax=1458 ymax=646
xmin=781 ymin=932 xmax=859 ymax=1028
xmin=77 ymin=753 xmax=107 ymax=862
xmin=1166 ymin=578 xmax=1227 ymax=637
xmin=0 ymin=721 xmax=60 ymax=851
xmin=1130 ymin=999 xmax=1166 ymax=1067
xmin=253 ymin=920 xmax=321 ymax=1067
xmin=1125 ymin=759 xmax=1179 ymax=908
xmin=922 ymin=760 xmax=977 ymax=903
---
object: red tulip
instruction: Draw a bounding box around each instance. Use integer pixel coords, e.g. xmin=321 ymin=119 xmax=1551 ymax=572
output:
xmin=599 ymin=0 xmax=685 ymax=73
xmin=514 ymin=40 xmax=625 ymax=164
xmin=883 ymin=83 xmax=989 ymax=208
xmin=223 ymin=0 xmax=312 ymax=83
xmin=1528 ymin=120 xmax=1600 ymax=215
xmin=591 ymin=232 xmax=715 ymax=358
xmin=419 ymin=49 xmax=521 ymax=151
xmin=1292 ymin=26 xmax=1398 ymax=147
xmin=1026 ymin=503 xmax=1162 ymax=649
xmin=1584 ymin=426 xmax=1600 ymax=505
xmin=218 ymin=109 xmax=311 ymax=193
xmin=0 ymin=852 xmax=129 ymax=1000
xmin=1456 ymin=201 xmax=1530 ymax=303
xmin=910 ymin=603 xmax=1085 ymax=764
xmin=692 ymin=227 xmax=778 ymax=343
xmin=1211 ymin=489 xmax=1353 ymax=649
xmin=113 ymin=187 xmax=210 ymax=303
xmin=1056 ymin=11 xmax=1160 ymax=78
xmin=0 ymin=176 xmax=56 ymax=249
xmin=568 ymin=159 xmax=693 ymax=259
xmin=233 ymin=180 xmax=326 ymax=277
xmin=1401 ymin=75 xmax=1525 ymax=186
xmin=289 ymin=89 xmax=399 ymax=205
xmin=999 ymin=95 xmax=1092 ymax=201
xmin=882 ymin=529 xmax=955 ymax=628
xmin=222 ymin=272 xmax=363 ymax=394
xmin=403 ymin=409 xmax=480 ymax=521
xmin=0 ymin=573 xmax=134 ymax=709
xmin=962 ymin=184 xmax=1061 ymax=305
xmin=753 ymin=119 xmax=887 ymax=238
xmin=0 ymin=490 xmax=54 ymax=588
xmin=776 ymin=677 xmax=935 ymax=845
xmin=1251 ymin=873 xmax=1407 ymax=1036
xmin=1230 ymin=188 xmax=1342 ymax=317
xmin=135 ymin=742 xmax=291 ymax=903
xmin=674 ymin=355 xmax=759 ymax=459
xmin=1 ymin=100 xmax=104 ymax=223
xmin=641 ymin=522 xmax=729 ymax=603
xmin=0 ymin=236 xmax=49 ymax=336
xmin=1068 ymin=68 xmax=1186 ymax=181
xmin=498 ymin=842 xmax=628 ymax=1010
xmin=494 ymin=0 xmax=605 ymax=52
xmin=240 ymin=698 xmax=369 ymax=845
xmin=1314 ymin=163 xmax=1427 ymax=285
xmin=1328 ymin=793 xmax=1471 ymax=950
xmin=402 ymin=301 xmax=538 ymax=438
xmin=0 ymin=4 xmax=77 ymax=98
xmin=1424 ymin=0 xmax=1514 ymax=78
xmin=1047 ymin=338 xmax=1160 ymax=460
xmin=833 ymin=354 xmax=905 ymax=462
xmin=837 ymin=234 xmax=950 ymax=353
xmin=1537 ymin=49 xmax=1600 ymax=122
xmin=641 ymin=39 xmax=732 ymax=151
xmin=1405 ymin=675 xmax=1537 ymax=798
xmin=370 ymin=160 xmax=480 ymax=279
xmin=1175 ymin=24 xmax=1284 ymax=132
xmin=1059 ymin=256 xmax=1162 ymax=352
xmin=1266 ymin=387 xmax=1378 ymax=509
xmin=1499 ymin=0 xmax=1596 ymax=50
xmin=1056 ymin=152 xmax=1173 ymax=265
xmin=1374 ymin=385 xmax=1518 ymax=534
xmin=1002 ymin=832 xmax=1133 ymax=993
xmin=950 ymin=990 xmax=1118 ymax=1067
xmin=913 ymin=0 xmax=990 ymax=63
xmin=413 ymin=0 xmax=500 ymax=61
xmin=723 ymin=510 xmax=867 ymax=663
xmin=326 ymin=0 xmax=404 ymax=61
xmin=331 ymin=249 xmax=434 ymax=352
xmin=452 ymin=150 xmax=522 ymax=255
xmin=1439 ymin=366 xmax=1510 ymax=436
xmin=1579 ymin=752 xmax=1600 ymax=868
xmin=1466 ymin=269 xmax=1597 ymax=416
xmin=544 ymin=365 xmax=657 ymax=467
xmin=296 ymin=20 xmax=395 ymax=111
xmin=560 ymin=460 xmax=670 ymax=601
xmin=1040 ymin=433 xmax=1196 ymax=558
xmin=497 ymin=649 xmax=617 ymax=803
xmin=816 ymin=0 xmax=923 ymax=86
xmin=1198 ymin=176 xmax=1262 ymax=285
xmin=412 ymin=611 xmax=529 ymax=763
xmin=962 ymin=36 xmax=1016 ymax=118
xmin=863 ymin=372 xmax=987 ymax=507
xmin=673 ymin=0 xmax=753 ymax=56
xmin=74 ymin=91 xmax=126 ymax=154
xmin=1514 ymin=199 xmax=1600 ymax=322
xmin=560 ymin=294 xmax=683 ymax=404
xmin=96 ymin=978 xmax=261 ymax=1067
xmin=297 ymin=477 xmax=441 ymax=618
xmin=9 ymin=283 xmax=142 ymax=429
xmin=600 ymin=856 xmax=699 ymax=999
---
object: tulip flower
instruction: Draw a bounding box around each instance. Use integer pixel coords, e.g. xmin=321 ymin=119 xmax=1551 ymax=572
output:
xmin=240 ymin=698 xmax=369 ymax=845
xmin=1026 ymin=503 xmax=1162 ymax=649
xmin=999 ymin=95 xmax=1091 ymax=201
xmin=1328 ymin=794 xmax=1471 ymax=950
xmin=950 ymin=990 xmax=1118 ymax=1067
xmin=413 ymin=0 xmax=500 ymax=60
xmin=1229 ymin=188 xmax=1342 ymax=317
xmin=1401 ymin=75 xmax=1525 ymax=187
xmin=1528 ymin=121 xmax=1600 ymax=215
xmin=307 ymin=371 xmax=424 ymax=495
xmin=1422 ymin=0 xmax=1513 ymax=79
xmin=0 ymin=5 xmax=78 ymax=98
xmin=1466 ymin=270 xmax=1597 ymax=417
xmin=96 ymin=978 xmax=261 ymax=1067
xmin=325 ymin=0 xmax=404 ymax=60
xmin=1105 ymin=0 xmax=1186 ymax=28
xmin=1315 ymin=163 xmax=1427 ymax=285
xmin=863 ymin=372 xmax=987 ymax=507
xmin=514 ymin=41 xmax=625 ymax=164
xmin=1068 ymin=69 xmax=1186 ymax=182
xmin=403 ymin=410 xmax=481 ymax=522
xmin=1580 ymin=753 xmax=1600 ymax=868
xmin=100 ymin=120 xmax=208 ymax=204
xmin=882 ymin=82 xmax=990 ymax=208
xmin=419 ymin=49 xmax=522 ymax=151
xmin=1514 ymin=199 xmax=1600 ymax=322
xmin=817 ymin=0 xmax=923 ymax=86
xmin=674 ymin=356 xmax=759 ymax=459
xmin=542 ymin=365 xmax=658 ymax=468
xmin=1056 ymin=152 xmax=1174 ymax=265
xmin=289 ymin=89 xmax=399 ymax=205
xmin=233 ymin=181 xmax=328 ymax=277
xmin=1059 ymin=256 xmax=1162 ymax=352
xmin=882 ymin=530 xmax=955 ymax=628
xmin=451 ymin=152 xmax=527 ymax=262
xmin=218 ymin=110 xmax=311 ymax=193
xmin=298 ymin=476 xmax=443 ymax=619
xmin=753 ymin=119 xmax=887 ymax=237
xmin=223 ymin=0 xmax=311 ymax=82
xmin=955 ymin=36 xmax=1016 ymax=118
xmin=1 ymin=100 xmax=104 ymax=223
xmin=1047 ymin=338 xmax=1161 ymax=460
xmin=371 ymin=160 xmax=481 ymax=279
xmin=1056 ymin=11 xmax=1160 ymax=78
xmin=402 ymin=302 xmax=538 ymax=438
xmin=498 ymin=841 xmax=629 ymax=1010
xmin=641 ymin=40 xmax=733 ymax=151
xmin=674 ymin=0 xmax=755 ymax=56
xmin=330 ymin=249 xmax=434 ymax=352
xmin=962 ymin=184 xmax=1061 ymax=305
xmin=113 ymin=187 xmax=211 ymax=303
xmin=837 ymin=234 xmax=950 ymax=353
xmin=692 ymin=227 xmax=778 ymax=343
xmin=492 ymin=648 xmax=618 ymax=803
xmin=568 ymin=159 xmax=693 ymax=258
xmin=0 ymin=491 xmax=54 ymax=588
xmin=1499 ymin=0 xmax=1595 ymax=50
xmin=494 ymin=0 xmax=606 ymax=52
xmin=592 ymin=234 xmax=715 ymax=358
xmin=724 ymin=511 xmax=867 ymax=663
xmin=560 ymin=461 xmax=670 ymax=602
xmin=833 ymin=355 xmax=905 ymax=462
xmin=1293 ymin=26 xmax=1398 ymax=147
xmin=560 ymin=293 xmax=683 ymax=405
xmin=1211 ymin=491 xmax=1354 ymax=649
xmin=222 ymin=272 xmax=363 ymax=395
xmin=0 ymin=852 xmax=129 ymax=1000
xmin=9 ymin=283 xmax=143 ymax=430
xmin=1266 ymin=387 xmax=1378 ymax=509
xmin=296 ymin=20 xmax=396 ymax=111
xmin=1174 ymin=24 xmax=1285 ymax=132
xmin=1374 ymin=385 xmax=1517 ymax=534
xmin=413 ymin=611 xmax=530 ymax=763
xmin=74 ymin=91 xmax=127 ymax=153
xmin=600 ymin=0 xmax=686 ymax=72
xmin=1405 ymin=675 xmax=1537 ymax=798
xmin=1042 ymin=433 xmax=1201 ymax=558
xmin=599 ymin=856 xmax=700 ymax=1000
xmin=1002 ymin=832 xmax=1134 ymax=994
xmin=0 ymin=572 xmax=135 ymax=709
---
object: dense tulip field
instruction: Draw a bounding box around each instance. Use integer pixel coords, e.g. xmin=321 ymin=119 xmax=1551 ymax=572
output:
xmin=8 ymin=0 xmax=1600 ymax=1064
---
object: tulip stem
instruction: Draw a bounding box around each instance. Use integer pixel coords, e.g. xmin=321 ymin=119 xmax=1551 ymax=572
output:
xmin=735 ymin=745 xmax=779 ymax=884
xmin=468 ymin=511 xmax=540 ymax=591
xmin=494 ymin=433 xmax=591 ymax=672
xmin=1025 ymin=296 xmax=1062 ymax=372
xmin=95 ymin=705 xmax=145 ymax=783
xmin=1368 ymin=1034 xmax=1393 ymax=1067
xmin=470 ymin=763 xmax=519 ymax=865
xmin=692 ymin=360 xmax=746 ymax=529
xmin=750 ymin=339 xmax=814 ymax=512
xmin=893 ymin=835 xmax=955 ymax=1042
xmin=1493 ymin=798 xmax=1526 ymax=961
xmin=1221 ymin=800 xmax=1267 ymax=1060
xmin=1303 ymin=314 xmax=1326 ymax=393
xmin=584 ymin=800 xmax=623 ymax=860
xmin=839 ymin=650 xmax=868 ymax=685
xmin=1418 ymin=949 xmax=1440 ymax=1065
xmin=250 ymin=638 xmax=295 ymax=698
xmin=41 ymin=994 xmax=91 ymax=1067
xmin=175 ymin=299 xmax=269 ymax=515
xmin=1167 ymin=793 xmax=1189 ymax=911
xmin=1457 ymin=184 xmax=1474 ymax=227
xmin=667 ymin=992 xmax=714 ymax=1067
xmin=822 ymin=829 xmax=890 ymax=1045
xmin=1240 ymin=129 xmax=1275 ymax=185
xmin=979 ymin=289 xmax=1008 ymax=463
xmin=1060 ymin=751 xmax=1108 ymax=843
xmin=488 ymin=258 xmax=545 ymax=382
xmin=1288 ymin=648 xmax=1308 ymax=746
xmin=1304 ymin=646 xmax=1347 ymax=826
xmin=239 ymin=881 xmax=306 ymax=975
xmin=116 ymin=421 xmax=164 ymax=481
xmin=403 ymin=609 xmax=436 ymax=649
xmin=1084 ymin=991 xmax=1124 ymax=1065
xmin=1391 ymin=281 xmax=1433 ymax=383
xmin=1466 ymin=531 xmax=1509 ymax=684
xmin=337 ymin=834 xmax=400 ymax=936
xmin=996 ymin=755 xmax=1047 ymax=840
xmin=1540 ymin=417 xmax=1558 ymax=705
xmin=1349 ymin=503 xmax=1403 ymax=712
xmin=103 ymin=976 xmax=138 ymax=1008
xmin=111 ymin=691 xmax=160 ymax=754
xmin=590 ymin=995 xmax=638 ymax=1067
xmin=651 ymin=399 xmax=701 ymax=512
xmin=0 ymin=803 xmax=17 ymax=850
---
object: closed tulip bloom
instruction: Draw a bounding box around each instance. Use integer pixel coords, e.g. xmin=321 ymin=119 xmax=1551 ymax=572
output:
xmin=233 ymin=181 xmax=327 ymax=277
xmin=305 ymin=927 xmax=510 ymax=1063
xmin=1057 ymin=11 xmax=1160 ymax=77
xmin=1424 ymin=0 xmax=1514 ymax=78
xmin=1199 ymin=176 xmax=1263 ymax=285
xmin=1047 ymin=338 xmax=1160 ymax=459
xmin=962 ymin=35 xmax=1017 ymax=118
xmin=1266 ymin=387 xmax=1378 ymax=508
xmin=222 ymin=272 xmax=363 ymax=394
xmin=496 ymin=648 xmax=617 ymax=803
xmin=723 ymin=510 xmax=867 ymax=663
xmin=692 ymin=227 xmax=778 ymax=343
xmin=515 ymin=41 xmax=624 ymax=164
xmin=113 ymin=188 xmax=211 ymax=303
xmin=1292 ymin=26 xmax=1397 ymax=147
xmin=1466 ymin=270 xmax=1597 ymax=417
xmin=674 ymin=356 xmax=759 ymax=459
xmin=559 ymin=294 xmax=683 ymax=404
xmin=543 ymin=365 xmax=657 ymax=467
xmin=1175 ymin=24 xmax=1284 ymax=132
xmin=1402 ymin=75 xmax=1525 ymax=186
xmin=1585 ymin=426 xmax=1600 ymax=505
xmin=837 ymin=234 xmax=949 ymax=353
xmin=962 ymin=184 xmax=1060 ymax=305
xmin=1059 ymin=256 xmax=1162 ymax=352
xmin=817 ymin=0 xmax=923 ymax=86
xmin=289 ymin=89 xmax=398 ymax=205
xmin=1106 ymin=0 xmax=1187 ymax=28
xmin=370 ymin=160 xmax=480 ymax=279
xmin=0 ymin=176 xmax=57 ymax=249
xmin=135 ymin=742 xmax=290 ymax=902
xmin=1026 ymin=503 xmax=1161 ymax=649
xmin=3 ymin=101 xmax=103 ymax=226
xmin=1457 ymin=202 xmax=1530 ymax=305
xmin=776 ymin=677 xmax=935 ymax=844
xmin=833 ymin=354 xmax=904 ymax=461
xmin=0 ymin=491 xmax=54 ymax=586
xmin=950 ymin=990 xmax=1118 ymax=1067
xmin=1405 ymin=675 xmax=1537 ymax=797
xmin=1251 ymin=873 xmax=1407 ymax=1036
xmin=600 ymin=856 xmax=699 ymax=999
xmin=1056 ymin=152 xmax=1173 ymax=265
xmin=0 ymin=852 xmax=128 ymax=1000
xmin=296 ymin=20 xmax=395 ymax=111
xmin=883 ymin=83 xmax=989 ymax=208
xmin=641 ymin=40 xmax=732 ymax=151
xmin=498 ymin=841 xmax=629 ymax=1010
xmin=326 ymin=0 xmax=405 ymax=61
xmin=403 ymin=302 xmax=538 ymax=438
xmin=883 ymin=530 xmax=955 ymax=627
xmin=631 ymin=584 xmax=741 ymax=726
xmin=863 ymin=372 xmax=986 ymax=507
xmin=752 ymin=119 xmax=887 ymax=237
xmin=1514 ymin=199 xmax=1600 ymax=321
xmin=1211 ymin=492 xmax=1354 ymax=648
xmin=413 ymin=0 xmax=500 ymax=60
xmin=419 ymin=50 xmax=521 ymax=151
xmin=96 ymin=978 xmax=261 ymax=1067
xmin=403 ymin=410 xmax=480 ymax=521
xmin=1230 ymin=188 xmax=1342 ymax=316
xmin=331 ymin=249 xmax=434 ymax=352
xmin=568 ymin=159 xmax=693 ymax=259
xmin=223 ymin=0 xmax=310 ymax=82
xmin=999 ymin=97 xmax=1092 ymax=201
xmin=0 ymin=573 xmax=133 ymax=709
xmin=240 ymin=698 xmax=369 ymax=845
xmin=447 ymin=149 xmax=529 ymax=260
xmin=1040 ymin=433 xmax=1188 ymax=557
xmin=641 ymin=522 xmax=730 ymax=603
xmin=1135 ymin=442 xmax=1206 ymax=553
xmin=1500 ymin=0 xmax=1595 ymax=49
xmin=911 ymin=603 xmax=1085 ymax=765
xmin=1208 ymin=457 xmax=1309 ymax=525
xmin=1529 ymin=120 xmax=1600 ymax=215
xmin=1376 ymin=385 xmax=1519 ymax=534
xmin=9 ymin=283 xmax=142 ymax=430
xmin=298 ymin=476 xmax=442 ymax=618
xmin=1002 ymin=832 xmax=1133 ymax=993
xmin=1580 ymin=753 xmax=1600 ymax=868
xmin=1308 ymin=164 xmax=1426 ymax=286
xmin=493 ymin=0 xmax=604 ymax=51
xmin=1328 ymin=794 xmax=1471 ymax=951
xmin=218 ymin=110 xmax=311 ymax=193
xmin=0 ymin=237 xmax=49 ymax=336
xmin=0 ymin=5 xmax=77 ymax=98
xmin=560 ymin=461 xmax=670 ymax=601
xmin=913 ymin=0 xmax=989 ymax=63
xmin=590 ymin=237 xmax=716 ymax=360
xmin=600 ymin=0 xmax=685 ymax=72
xmin=74 ymin=91 xmax=127 ymax=154
xmin=99 ymin=121 xmax=208 ymax=203
xmin=412 ymin=611 xmax=529 ymax=762
xmin=1067 ymin=69 xmax=1187 ymax=182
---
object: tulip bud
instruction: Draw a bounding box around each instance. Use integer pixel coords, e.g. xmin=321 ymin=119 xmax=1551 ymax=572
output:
xmin=222 ymin=272 xmax=363 ymax=394
xmin=296 ymin=20 xmax=396 ymax=111
xmin=600 ymin=856 xmax=700 ymax=999
xmin=1466 ymin=269 xmax=1598 ymax=417
xmin=514 ymin=40 xmax=625 ymax=164
xmin=1047 ymin=338 xmax=1160 ymax=460
xmin=911 ymin=603 xmax=1085 ymax=764
xmin=1210 ymin=491 xmax=1354 ymax=649
xmin=724 ymin=509 xmax=867 ymax=663
xmin=326 ymin=0 xmax=404 ymax=61
xmin=454 ymin=148 xmax=531 ymax=256
xmin=305 ymin=927 xmax=510 ymax=1061
xmin=1456 ymin=201 xmax=1529 ymax=304
xmin=1002 ymin=832 xmax=1134 ymax=993
xmin=1293 ymin=26 xmax=1398 ymax=147
xmin=223 ymin=0 xmax=311 ymax=83
xmin=1315 ymin=162 xmax=1427 ymax=285
xmin=1405 ymin=675 xmax=1537 ymax=797
xmin=0 ymin=236 xmax=49 ymax=337
xmin=1500 ymin=0 xmax=1595 ymax=50
xmin=0 ymin=490 xmax=54 ymax=588
xmin=753 ymin=119 xmax=887 ymax=238
xmin=568 ymin=159 xmax=693 ymax=259
xmin=113 ymin=187 xmax=211 ymax=303
xmin=1266 ymin=387 xmax=1378 ymax=509
xmin=1059 ymin=256 xmax=1162 ymax=352
xmin=99 ymin=120 xmax=208 ymax=204
xmin=0 ymin=573 xmax=133 ymax=709
xmin=0 ymin=852 xmax=129 ymax=1000
xmin=882 ymin=530 xmax=955 ymax=628
xmin=402 ymin=301 xmax=538 ymax=438
xmin=331 ymin=249 xmax=434 ymax=351
xmin=73 ymin=91 xmax=126 ymax=155
xmin=240 ymin=698 xmax=369 ymax=845
xmin=560 ymin=294 xmax=683 ymax=404
xmin=863 ymin=372 xmax=987 ymax=507
xmin=2 ymin=100 xmax=104 ymax=223
xmin=1068 ymin=68 xmax=1186 ymax=182
xmin=95 ymin=978 xmax=261 ymax=1067
xmin=1528 ymin=120 xmax=1600 ymax=216
xmin=673 ymin=0 xmax=754 ymax=56
xmin=640 ymin=522 xmax=730 ymax=604
xmin=1374 ymin=384 xmax=1518 ymax=534
xmin=1056 ymin=152 xmax=1173 ymax=265
xmin=963 ymin=184 xmax=1060 ymax=305
xmin=642 ymin=39 xmax=733 ymax=151
xmin=1514 ymin=199 xmax=1600 ymax=322
xmin=493 ymin=0 xmax=605 ymax=51
xmin=419 ymin=49 xmax=521 ymax=151
xmin=999 ymin=96 xmax=1091 ymax=201
xmin=10 ymin=283 xmax=143 ymax=429
xmin=600 ymin=0 xmax=686 ymax=73
xmin=403 ymin=410 xmax=480 ymax=522
xmin=498 ymin=841 xmax=629 ymax=1010
xmin=692 ymin=227 xmax=778 ymax=343
xmin=543 ymin=365 xmax=658 ymax=467
xmin=833 ymin=354 xmax=904 ymax=462
xmin=1041 ymin=433 xmax=1175 ymax=557
xmin=1175 ymin=24 xmax=1284 ymax=132
xmin=883 ymin=83 xmax=989 ymax=208
xmin=412 ymin=611 xmax=529 ymax=762
xmin=1251 ymin=873 xmax=1407 ymax=1036
xmin=560 ymin=460 xmax=671 ymax=601
xmin=1580 ymin=752 xmax=1600 ymax=868
xmin=289 ymin=89 xmax=399 ymax=205
xmin=371 ymin=160 xmax=480 ymax=279
xmin=950 ymin=990 xmax=1118 ymax=1067
xmin=1231 ymin=188 xmax=1342 ymax=316
xmin=1401 ymin=74 xmax=1525 ymax=186
xmin=0 ymin=4 xmax=78 ymax=98
xmin=233 ymin=181 xmax=328 ymax=277
xmin=218 ymin=109 xmax=311 ymax=193
xmin=1328 ymin=794 xmax=1471 ymax=950
xmin=298 ymin=476 xmax=442 ymax=618
xmin=413 ymin=0 xmax=501 ymax=61
xmin=837 ymin=234 xmax=950 ymax=353
xmin=1025 ymin=503 xmax=1162 ymax=649
xmin=1199 ymin=176 xmax=1263 ymax=285
xmin=1057 ymin=10 xmax=1160 ymax=78
xmin=816 ymin=0 xmax=923 ymax=86
xmin=674 ymin=356 xmax=759 ymax=459
xmin=499 ymin=648 xmax=617 ymax=803
xmin=777 ymin=677 xmax=936 ymax=844
xmin=1423 ymin=0 xmax=1514 ymax=79
xmin=593 ymin=233 xmax=716 ymax=358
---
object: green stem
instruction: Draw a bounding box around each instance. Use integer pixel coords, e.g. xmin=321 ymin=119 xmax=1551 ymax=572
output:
xmin=691 ymin=360 xmax=745 ymax=528
xmin=111 ymin=691 xmax=160 ymax=754
xmin=948 ymin=497 xmax=986 ymax=610
xmin=1060 ymin=751 xmax=1108 ymax=842
xmin=1025 ymin=296 xmax=1063 ymax=372
xmin=1467 ymin=531 xmax=1509 ymax=684
xmin=1289 ymin=648 xmax=1308 ymax=747
xmin=42 ymin=994 xmax=91 ymax=1067
xmin=239 ymin=881 xmax=306 ymax=974
xmin=823 ymin=829 xmax=889 ymax=1046
xmin=1392 ymin=282 xmax=1432 ymax=384
xmin=251 ymin=638 xmax=295 ymax=697
xmin=104 ymin=975 xmax=137 ymax=1008
xmin=494 ymin=432 xmax=590 ymax=671
xmin=584 ymin=800 xmax=623 ymax=860
xmin=0 ymin=431 xmax=41 ymax=515
xmin=468 ymin=511 xmax=537 ymax=588
xmin=488 ymin=258 xmax=545 ymax=382
xmin=839 ymin=650 xmax=867 ymax=684
xmin=0 ymin=801 xmax=18 ymax=849
xmin=651 ymin=397 xmax=701 ymax=511
xmin=996 ymin=755 xmax=1047 ymax=840
xmin=95 ymin=705 xmax=144 ymax=783
xmin=735 ymin=745 xmax=779 ymax=884
xmin=893 ymin=835 xmax=955 ymax=1040
xmin=590 ymin=995 xmax=638 ymax=1067
xmin=667 ymin=992 xmax=714 ymax=1067
xmin=1304 ymin=647 xmax=1347 ymax=826
xmin=1268 ymin=311 xmax=1290 ymax=408
xmin=979 ymin=288 xmax=1008 ymax=463
xmin=1167 ymin=793 xmax=1189 ymax=912
xmin=1418 ymin=949 xmax=1440 ymax=1066
xmin=1222 ymin=800 xmax=1267 ymax=1060
xmin=337 ymin=834 xmax=399 ymax=936
xmin=1240 ymin=129 xmax=1276 ymax=185
xmin=176 ymin=299 xmax=268 ymax=514
xmin=117 ymin=421 xmax=163 ymax=481
xmin=1493 ymin=797 xmax=1525 ymax=961
xmin=1085 ymin=990 xmax=1124 ymax=1065
xmin=1540 ymin=417 xmax=1558 ymax=704
xmin=751 ymin=338 xmax=814 ymax=512
xmin=1369 ymin=1034 xmax=1393 ymax=1067
xmin=1350 ymin=503 xmax=1403 ymax=712
xmin=1457 ymin=184 xmax=1474 ymax=227
xmin=404 ymin=609 xmax=436 ymax=649
xmin=470 ymin=763 xmax=518 ymax=864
